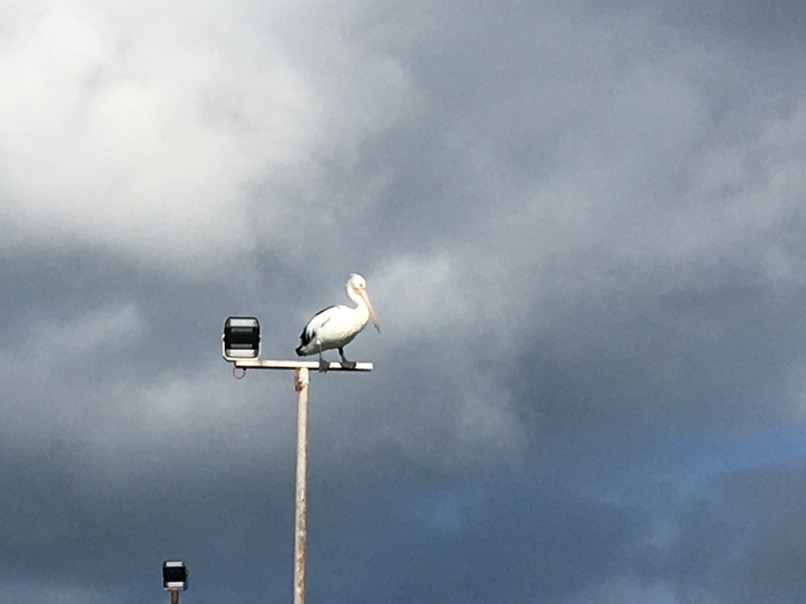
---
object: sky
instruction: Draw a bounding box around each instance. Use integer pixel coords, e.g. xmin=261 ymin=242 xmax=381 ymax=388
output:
xmin=2 ymin=0 xmax=806 ymax=602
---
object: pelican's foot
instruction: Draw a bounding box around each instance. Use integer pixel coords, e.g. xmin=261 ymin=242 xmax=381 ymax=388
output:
xmin=318 ymin=357 xmax=329 ymax=373
xmin=338 ymin=348 xmax=356 ymax=370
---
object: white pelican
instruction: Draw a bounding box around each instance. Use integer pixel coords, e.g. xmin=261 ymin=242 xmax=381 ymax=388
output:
xmin=295 ymin=273 xmax=380 ymax=372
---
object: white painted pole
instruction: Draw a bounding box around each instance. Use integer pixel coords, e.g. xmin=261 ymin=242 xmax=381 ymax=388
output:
xmin=293 ymin=367 xmax=310 ymax=604
xmin=228 ymin=356 xmax=371 ymax=603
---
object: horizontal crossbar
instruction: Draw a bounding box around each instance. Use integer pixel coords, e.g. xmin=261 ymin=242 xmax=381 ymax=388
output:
xmin=232 ymin=359 xmax=373 ymax=372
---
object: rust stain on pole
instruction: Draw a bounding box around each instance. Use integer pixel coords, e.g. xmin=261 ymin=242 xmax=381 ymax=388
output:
xmin=293 ymin=367 xmax=310 ymax=604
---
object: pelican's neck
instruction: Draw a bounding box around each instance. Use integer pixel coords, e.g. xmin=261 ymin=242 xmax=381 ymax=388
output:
xmin=346 ymin=284 xmax=364 ymax=308
xmin=346 ymin=285 xmax=370 ymax=324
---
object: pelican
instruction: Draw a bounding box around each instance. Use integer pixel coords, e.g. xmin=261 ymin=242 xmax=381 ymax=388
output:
xmin=295 ymin=273 xmax=380 ymax=372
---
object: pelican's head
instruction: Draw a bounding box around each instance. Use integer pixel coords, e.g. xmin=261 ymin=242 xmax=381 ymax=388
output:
xmin=347 ymin=273 xmax=380 ymax=332
xmin=348 ymin=273 xmax=367 ymax=290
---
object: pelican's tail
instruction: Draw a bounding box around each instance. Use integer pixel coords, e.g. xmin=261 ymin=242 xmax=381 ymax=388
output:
xmin=295 ymin=345 xmax=304 ymax=357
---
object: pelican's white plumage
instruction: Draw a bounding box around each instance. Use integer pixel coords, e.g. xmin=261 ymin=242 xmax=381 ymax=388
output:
xmin=295 ymin=273 xmax=380 ymax=371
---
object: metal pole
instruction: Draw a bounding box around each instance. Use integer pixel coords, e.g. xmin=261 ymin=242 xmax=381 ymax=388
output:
xmin=226 ymin=355 xmax=371 ymax=601
xmin=293 ymin=367 xmax=310 ymax=604
xmin=170 ymin=590 xmax=179 ymax=604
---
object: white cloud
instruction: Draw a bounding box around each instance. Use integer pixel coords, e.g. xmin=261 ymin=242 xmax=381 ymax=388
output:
xmin=0 ymin=302 xmax=142 ymax=384
xmin=0 ymin=0 xmax=417 ymax=276
xmin=0 ymin=303 xmax=143 ymax=443
xmin=370 ymin=253 xmax=470 ymax=339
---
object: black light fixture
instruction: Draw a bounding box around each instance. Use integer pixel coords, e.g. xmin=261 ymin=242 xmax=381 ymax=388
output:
xmin=162 ymin=560 xmax=189 ymax=591
xmin=222 ymin=316 xmax=260 ymax=361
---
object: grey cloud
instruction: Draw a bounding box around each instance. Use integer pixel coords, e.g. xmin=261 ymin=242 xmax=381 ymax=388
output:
xmin=3 ymin=0 xmax=806 ymax=602
xmin=651 ymin=461 xmax=806 ymax=604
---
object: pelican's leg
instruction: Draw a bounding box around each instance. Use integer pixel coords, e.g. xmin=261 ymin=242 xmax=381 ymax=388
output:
xmin=317 ymin=350 xmax=329 ymax=373
xmin=338 ymin=347 xmax=356 ymax=369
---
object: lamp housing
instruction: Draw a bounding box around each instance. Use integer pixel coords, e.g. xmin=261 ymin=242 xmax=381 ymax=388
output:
xmin=162 ymin=560 xmax=189 ymax=591
xmin=222 ymin=316 xmax=260 ymax=360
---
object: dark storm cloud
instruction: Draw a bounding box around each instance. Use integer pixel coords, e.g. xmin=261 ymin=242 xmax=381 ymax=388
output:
xmin=651 ymin=461 xmax=806 ymax=604
xmin=306 ymin=474 xmax=650 ymax=603
xmin=670 ymin=0 xmax=806 ymax=46
xmin=512 ymin=269 xmax=806 ymax=451
xmin=0 ymin=432 xmax=298 ymax=602
xmin=2 ymin=0 xmax=806 ymax=602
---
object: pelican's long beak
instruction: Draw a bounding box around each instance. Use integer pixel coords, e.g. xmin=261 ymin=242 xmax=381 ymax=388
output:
xmin=359 ymin=288 xmax=381 ymax=333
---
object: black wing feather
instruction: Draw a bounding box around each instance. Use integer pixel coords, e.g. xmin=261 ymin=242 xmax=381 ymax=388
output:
xmin=298 ymin=305 xmax=336 ymax=347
